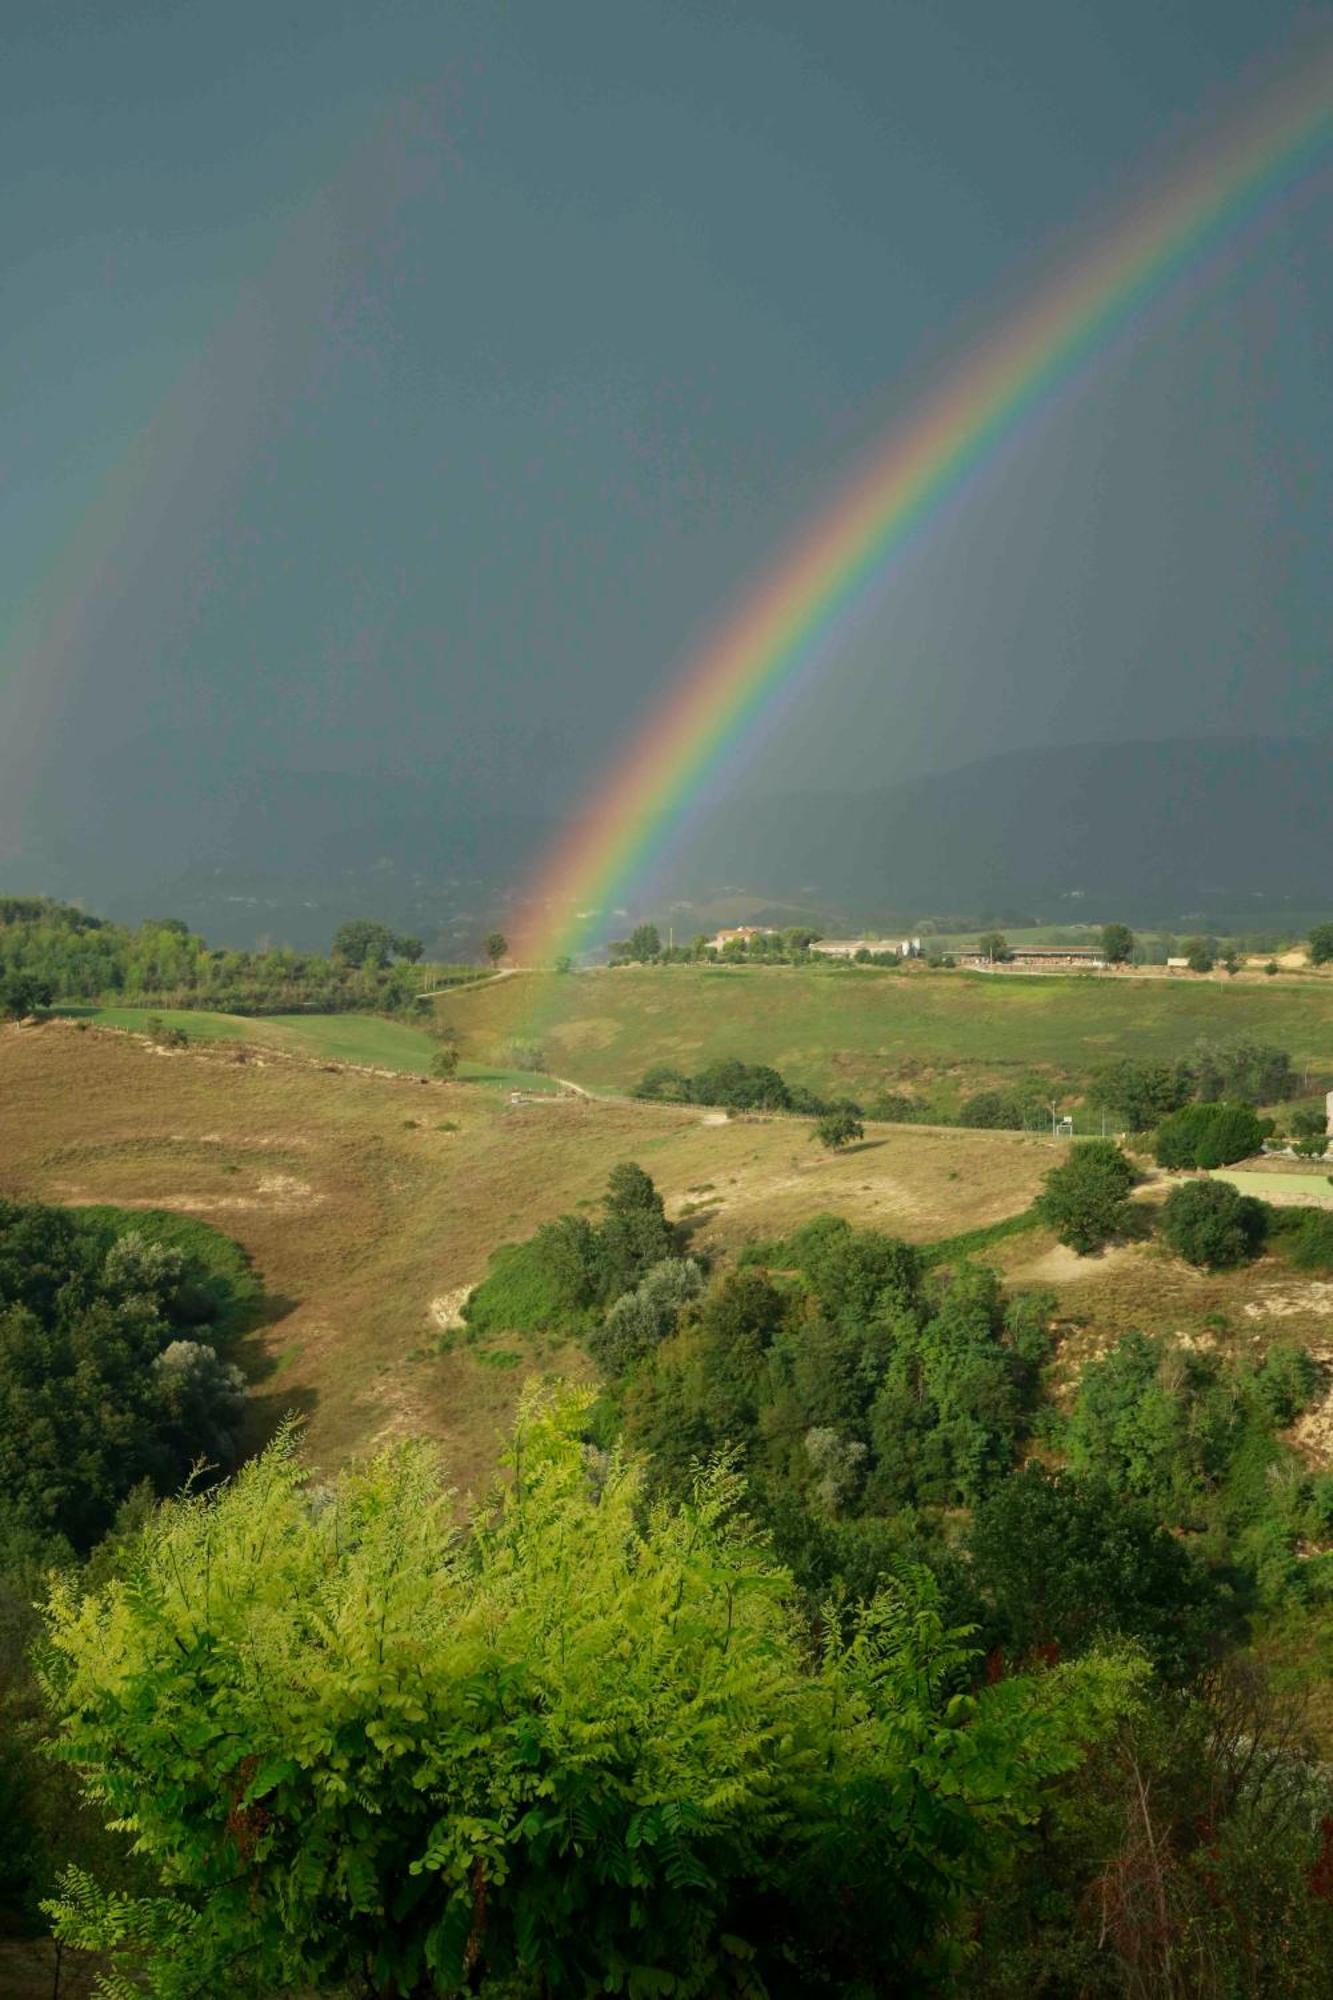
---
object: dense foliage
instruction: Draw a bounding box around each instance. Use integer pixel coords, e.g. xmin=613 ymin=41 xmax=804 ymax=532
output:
xmin=42 ymin=1393 xmax=1137 ymax=1998
xmin=1154 ymin=1101 xmax=1269 ymax=1169
xmin=1160 ymin=1178 xmax=1268 ymax=1269
xmin=1090 ymin=1036 xmax=1293 ymax=1130
xmin=0 ymin=1201 xmax=251 ymax=1547
xmin=634 ymin=1056 xmax=856 ymax=1117
xmin=462 ymin=1163 xmax=677 ymax=1338
xmin=1034 ymin=1140 xmax=1137 ymax=1253
xmin=0 ymin=895 xmax=438 ymax=1014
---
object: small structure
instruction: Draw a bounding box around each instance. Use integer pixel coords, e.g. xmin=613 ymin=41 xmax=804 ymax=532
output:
xmin=811 ymin=937 xmax=922 ymax=960
xmin=708 ymin=925 xmax=777 ymax=950
xmin=959 ymin=945 xmax=1106 ymax=971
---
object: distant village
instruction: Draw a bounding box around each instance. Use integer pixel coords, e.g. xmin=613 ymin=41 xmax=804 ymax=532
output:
xmin=706 ymin=925 xmax=1108 ymax=970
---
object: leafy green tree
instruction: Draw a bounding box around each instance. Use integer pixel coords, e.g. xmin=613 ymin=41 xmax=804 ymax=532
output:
xmin=600 ymin=1162 xmax=676 ymax=1298
xmin=1100 ymin=922 xmax=1134 ymax=965
xmin=1034 ymin=1140 xmax=1136 ymax=1254
xmin=1088 ymin=1058 xmax=1192 ymax=1131
xmin=1160 ymin=1179 xmax=1268 ymax=1270
xmin=1308 ymin=922 xmax=1333 ymax=966
xmin=431 ymin=1046 xmax=459 ymax=1081
xmin=587 ymin=1258 xmax=703 ymax=1376
xmin=41 ymin=1393 xmax=1138 ymax=1997
xmin=0 ymin=970 xmax=52 ymax=1018
xmin=1154 ymin=1101 xmax=1267 ymax=1169
xmin=393 ymin=933 xmax=424 ymax=964
xmin=1184 ymin=938 xmax=1214 ymax=973
xmin=626 ymin=922 xmax=661 ymax=961
xmin=484 ymin=931 xmax=508 ymax=966
xmin=958 ymin=1089 xmax=1040 ymax=1130
xmin=331 ymin=919 xmax=396 ymax=968
xmin=976 ymin=931 xmax=1011 ymax=963
xmin=812 ymin=1108 xmax=863 ymax=1149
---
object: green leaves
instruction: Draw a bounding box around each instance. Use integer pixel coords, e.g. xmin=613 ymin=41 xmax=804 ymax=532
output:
xmin=42 ymin=1387 xmax=1137 ymax=1996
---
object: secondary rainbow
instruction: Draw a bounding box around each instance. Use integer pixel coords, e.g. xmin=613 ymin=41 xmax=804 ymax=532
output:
xmin=516 ymin=57 xmax=1331 ymax=965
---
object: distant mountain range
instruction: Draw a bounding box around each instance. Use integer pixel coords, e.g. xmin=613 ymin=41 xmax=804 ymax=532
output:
xmin=4 ymin=735 xmax=1328 ymax=950
xmin=664 ymin=736 xmax=1333 ymax=931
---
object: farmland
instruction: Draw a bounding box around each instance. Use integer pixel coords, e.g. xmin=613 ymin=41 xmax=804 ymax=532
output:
xmin=433 ymin=962 xmax=1333 ymax=1107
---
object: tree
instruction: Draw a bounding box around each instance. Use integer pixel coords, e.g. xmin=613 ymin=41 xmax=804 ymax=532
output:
xmin=1035 ymin=1140 xmax=1136 ymax=1254
xmin=484 ymin=931 xmax=508 ymax=966
xmin=1101 ymin=922 xmax=1135 ymax=965
xmin=1160 ymin=1179 xmax=1267 ymax=1270
xmin=393 ymin=933 xmax=424 ymax=964
xmin=1089 ymin=1058 xmax=1192 ymax=1132
xmin=431 ymin=1047 xmax=459 ymax=1081
xmin=41 ymin=1392 xmax=1137 ymax=1998
xmin=1308 ymin=922 xmax=1333 ymax=967
xmin=1154 ymin=1102 xmax=1267 ymax=1170
xmin=1184 ymin=938 xmax=1214 ymax=973
xmin=1191 ymin=1035 xmax=1293 ymax=1106
xmin=976 ymin=931 xmax=1011 ymax=963
xmin=331 ymin=919 xmax=395 ymax=968
xmin=626 ymin=922 xmax=661 ymax=962
xmin=812 ymin=1108 xmax=863 ymax=1149
xmin=0 ymin=971 xmax=52 ymax=1019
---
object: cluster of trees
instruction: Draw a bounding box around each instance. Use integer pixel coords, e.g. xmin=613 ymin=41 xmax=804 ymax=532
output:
xmin=0 ymin=897 xmax=441 ymax=1015
xmin=0 ymin=1202 xmax=251 ymax=1546
xmin=461 ymin=1162 xmax=677 ymax=1342
xmin=0 ymin=1203 xmax=257 ymax=1936
xmin=7 ymin=1154 xmax=1333 ymax=1991
xmin=635 ymin=1056 xmax=857 ymax=1118
xmin=1089 ymin=1034 xmax=1295 ymax=1131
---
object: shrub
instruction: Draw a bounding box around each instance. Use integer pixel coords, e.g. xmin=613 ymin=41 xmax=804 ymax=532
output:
xmin=1160 ymin=1179 xmax=1268 ymax=1270
xmin=1035 ymin=1140 xmax=1136 ymax=1254
xmin=812 ymin=1108 xmax=863 ymax=1149
xmin=1154 ymin=1102 xmax=1267 ymax=1170
xmin=587 ymin=1258 xmax=704 ymax=1376
xmin=1271 ymin=1208 xmax=1333 ymax=1274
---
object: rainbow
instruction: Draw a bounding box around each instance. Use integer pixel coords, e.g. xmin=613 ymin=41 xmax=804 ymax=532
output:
xmin=516 ymin=57 xmax=1331 ymax=966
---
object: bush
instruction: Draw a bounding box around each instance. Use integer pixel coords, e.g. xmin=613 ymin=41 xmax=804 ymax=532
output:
xmin=958 ymin=1090 xmax=1037 ymax=1130
xmin=1154 ymin=1102 xmax=1268 ymax=1170
xmin=1160 ymin=1179 xmax=1268 ymax=1270
xmin=587 ymin=1258 xmax=704 ymax=1376
xmin=1270 ymin=1208 xmax=1333 ymax=1274
xmin=1035 ymin=1140 xmax=1136 ymax=1254
xmin=812 ymin=1108 xmax=863 ymax=1149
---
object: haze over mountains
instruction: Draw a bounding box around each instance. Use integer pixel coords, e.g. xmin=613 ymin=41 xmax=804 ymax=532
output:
xmin=6 ymin=734 xmax=1327 ymax=952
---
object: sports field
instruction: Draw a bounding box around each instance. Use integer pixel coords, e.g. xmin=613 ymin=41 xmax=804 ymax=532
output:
xmin=433 ymin=964 xmax=1333 ymax=1106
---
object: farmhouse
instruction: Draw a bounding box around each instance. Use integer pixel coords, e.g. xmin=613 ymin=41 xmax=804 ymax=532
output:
xmin=959 ymin=944 xmax=1107 ymax=970
xmin=811 ymin=937 xmax=922 ymax=960
xmin=708 ymin=925 xmax=777 ymax=950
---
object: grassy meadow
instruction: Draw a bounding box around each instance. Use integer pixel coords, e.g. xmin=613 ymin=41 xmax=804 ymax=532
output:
xmin=433 ymin=962 xmax=1333 ymax=1106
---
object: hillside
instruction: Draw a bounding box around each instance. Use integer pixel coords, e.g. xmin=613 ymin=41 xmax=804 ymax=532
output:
xmin=434 ymin=961 xmax=1333 ymax=1110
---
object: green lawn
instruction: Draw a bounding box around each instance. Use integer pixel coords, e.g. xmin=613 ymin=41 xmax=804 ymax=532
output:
xmin=433 ymin=964 xmax=1333 ymax=1109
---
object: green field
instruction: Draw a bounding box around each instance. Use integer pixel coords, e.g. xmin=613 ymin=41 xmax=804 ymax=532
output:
xmin=434 ymin=964 xmax=1333 ymax=1107
xmin=1214 ymin=1169 xmax=1333 ymax=1207
xmin=60 ymin=1006 xmax=560 ymax=1092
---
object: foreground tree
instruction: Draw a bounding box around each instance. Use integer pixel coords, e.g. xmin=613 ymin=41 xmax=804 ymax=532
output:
xmin=483 ymin=931 xmax=508 ymax=966
xmin=43 ymin=1393 xmax=1136 ymax=1998
xmin=1035 ymin=1140 xmax=1137 ymax=1254
xmin=1308 ymin=922 xmax=1333 ymax=967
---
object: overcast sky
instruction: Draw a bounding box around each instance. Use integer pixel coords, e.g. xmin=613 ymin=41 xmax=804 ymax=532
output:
xmin=2 ymin=0 xmax=1329 ymax=861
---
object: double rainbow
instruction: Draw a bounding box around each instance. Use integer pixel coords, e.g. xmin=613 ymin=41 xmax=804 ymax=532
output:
xmin=516 ymin=57 xmax=1330 ymax=965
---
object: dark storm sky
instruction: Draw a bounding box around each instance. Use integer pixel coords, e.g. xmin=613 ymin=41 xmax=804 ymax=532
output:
xmin=2 ymin=0 xmax=1329 ymax=854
